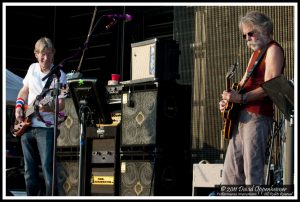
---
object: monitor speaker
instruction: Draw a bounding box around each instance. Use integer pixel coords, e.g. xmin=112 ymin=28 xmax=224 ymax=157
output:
xmin=192 ymin=163 xmax=223 ymax=196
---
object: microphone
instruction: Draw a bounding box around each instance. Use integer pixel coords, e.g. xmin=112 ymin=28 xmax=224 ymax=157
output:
xmin=105 ymin=14 xmax=133 ymax=22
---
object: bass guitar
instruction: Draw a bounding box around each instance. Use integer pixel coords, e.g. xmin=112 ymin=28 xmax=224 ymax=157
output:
xmin=221 ymin=63 xmax=240 ymax=139
xmin=11 ymin=88 xmax=68 ymax=137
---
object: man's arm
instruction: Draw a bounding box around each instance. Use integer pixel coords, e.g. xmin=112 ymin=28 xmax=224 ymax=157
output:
xmin=245 ymin=44 xmax=284 ymax=102
xmin=222 ymin=44 xmax=284 ymax=104
xmin=17 ymin=85 xmax=29 ymax=101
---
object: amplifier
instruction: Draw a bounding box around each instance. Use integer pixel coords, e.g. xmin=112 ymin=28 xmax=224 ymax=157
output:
xmin=106 ymin=84 xmax=123 ymax=95
xmin=87 ymin=122 xmax=120 ymax=139
xmin=91 ymin=138 xmax=115 ymax=164
xmin=90 ymin=167 xmax=115 ymax=196
xmin=192 ymin=163 xmax=223 ymax=196
xmin=106 ymin=85 xmax=122 ymax=105
xmin=131 ymin=38 xmax=179 ymax=82
xmin=92 ymin=151 xmax=115 ymax=164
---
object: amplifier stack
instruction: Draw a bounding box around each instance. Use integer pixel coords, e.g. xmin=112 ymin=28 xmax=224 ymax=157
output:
xmin=119 ymin=80 xmax=192 ymax=196
xmin=116 ymin=38 xmax=192 ymax=196
xmin=86 ymin=113 xmax=121 ymax=196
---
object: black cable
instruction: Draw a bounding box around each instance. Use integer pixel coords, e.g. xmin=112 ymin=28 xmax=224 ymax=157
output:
xmin=149 ymin=151 xmax=157 ymax=196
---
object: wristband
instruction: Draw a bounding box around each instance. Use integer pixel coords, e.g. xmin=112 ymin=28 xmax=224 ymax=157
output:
xmin=16 ymin=98 xmax=25 ymax=109
xmin=241 ymin=93 xmax=248 ymax=104
xmin=15 ymin=104 xmax=23 ymax=109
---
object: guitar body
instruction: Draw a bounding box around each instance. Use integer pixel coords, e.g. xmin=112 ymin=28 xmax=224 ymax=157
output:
xmin=221 ymin=83 xmax=240 ymax=139
xmin=12 ymin=117 xmax=32 ymax=137
xmin=11 ymin=88 xmax=69 ymax=137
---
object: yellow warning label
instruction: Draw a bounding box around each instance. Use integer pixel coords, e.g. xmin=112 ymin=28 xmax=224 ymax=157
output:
xmin=91 ymin=176 xmax=114 ymax=185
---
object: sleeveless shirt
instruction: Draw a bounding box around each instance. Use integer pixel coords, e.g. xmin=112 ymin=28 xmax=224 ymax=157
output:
xmin=240 ymin=41 xmax=285 ymax=117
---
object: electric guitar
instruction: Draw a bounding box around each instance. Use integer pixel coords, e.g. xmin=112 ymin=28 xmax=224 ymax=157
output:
xmin=221 ymin=63 xmax=240 ymax=139
xmin=11 ymin=88 xmax=69 ymax=137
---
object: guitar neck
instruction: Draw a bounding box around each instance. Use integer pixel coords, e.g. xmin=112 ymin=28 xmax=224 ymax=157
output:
xmin=25 ymin=106 xmax=35 ymax=118
xmin=226 ymin=78 xmax=231 ymax=92
xmin=24 ymin=96 xmax=53 ymax=118
xmin=23 ymin=89 xmax=68 ymax=118
xmin=225 ymin=62 xmax=240 ymax=93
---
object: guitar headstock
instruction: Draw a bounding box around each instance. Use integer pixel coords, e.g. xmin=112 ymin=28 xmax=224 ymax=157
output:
xmin=226 ymin=62 xmax=239 ymax=80
xmin=59 ymin=84 xmax=70 ymax=98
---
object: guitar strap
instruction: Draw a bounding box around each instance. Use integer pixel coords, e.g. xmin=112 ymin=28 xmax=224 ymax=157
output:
xmin=239 ymin=43 xmax=270 ymax=92
xmin=34 ymin=74 xmax=54 ymax=126
xmin=34 ymin=74 xmax=54 ymax=105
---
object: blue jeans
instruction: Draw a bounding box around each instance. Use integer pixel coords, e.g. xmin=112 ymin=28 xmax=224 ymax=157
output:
xmin=21 ymin=127 xmax=55 ymax=196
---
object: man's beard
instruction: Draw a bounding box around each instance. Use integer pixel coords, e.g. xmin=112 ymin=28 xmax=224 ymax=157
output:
xmin=247 ymin=34 xmax=270 ymax=51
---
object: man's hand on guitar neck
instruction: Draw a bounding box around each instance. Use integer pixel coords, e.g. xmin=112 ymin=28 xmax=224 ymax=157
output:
xmin=38 ymin=103 xmax=54 ymax=112
xmin=38 ymin=87 xmax=68 ymax=112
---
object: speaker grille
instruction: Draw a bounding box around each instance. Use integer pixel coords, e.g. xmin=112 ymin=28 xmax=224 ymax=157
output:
xmin=119 ymin=153 xmax=192 ymax=196
xmin=57 ymin=98 xmax=80 ymax=147
xmin=121 ymin=82 xmax=191 ymax=152
xmin=121 ymin=90 xmax=158 ymax=146
xmin=57 ymin=160 xmax=79 ymax=196
xmin=120 ymin=160 xmax=154 ymax=196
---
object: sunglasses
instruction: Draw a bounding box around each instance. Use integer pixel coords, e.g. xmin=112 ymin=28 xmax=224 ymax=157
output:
xmin=242 ymin=31 xmax=255 ymax=39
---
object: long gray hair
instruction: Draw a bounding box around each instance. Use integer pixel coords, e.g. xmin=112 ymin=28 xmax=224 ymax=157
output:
xmin=239 ymin=11 xmax=273 ymax=36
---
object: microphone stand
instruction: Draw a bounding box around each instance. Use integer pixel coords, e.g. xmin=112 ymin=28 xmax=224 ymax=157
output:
xmin=77 ymin=6 xmax=98 ymax=73
xmin=42 ymin=49 xmax=81 ymax=197
xmin=40 ymin=66 xmax=62 ymax=196
xmin=78 ymin=102 xmax=89 ymax=196
xmin=51 ymin=71 xmax=61 ymax=196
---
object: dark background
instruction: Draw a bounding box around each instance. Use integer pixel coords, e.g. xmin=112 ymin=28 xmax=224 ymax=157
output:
xmin=6 ymin=6 xmax=175 ymax=84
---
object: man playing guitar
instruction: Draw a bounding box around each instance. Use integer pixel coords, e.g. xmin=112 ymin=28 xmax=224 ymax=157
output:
xmin=14 ymin=37 xmax=67 ymax=196
xmin=219 ymin=11 xmax=285 ymax=185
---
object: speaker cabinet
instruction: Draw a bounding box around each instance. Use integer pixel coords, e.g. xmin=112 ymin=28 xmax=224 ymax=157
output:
xmin=57 ymin=160 xmax=79 ymax=196
xmin=121 ymin=82 xmax=191 ymax=152
xmin=119 ymin=154 xmax=192 ymax=196
xmin=57 ymin=98 xmax=80 ymax=147
xmin=131 ymin=38 xmax=179 ymax=82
